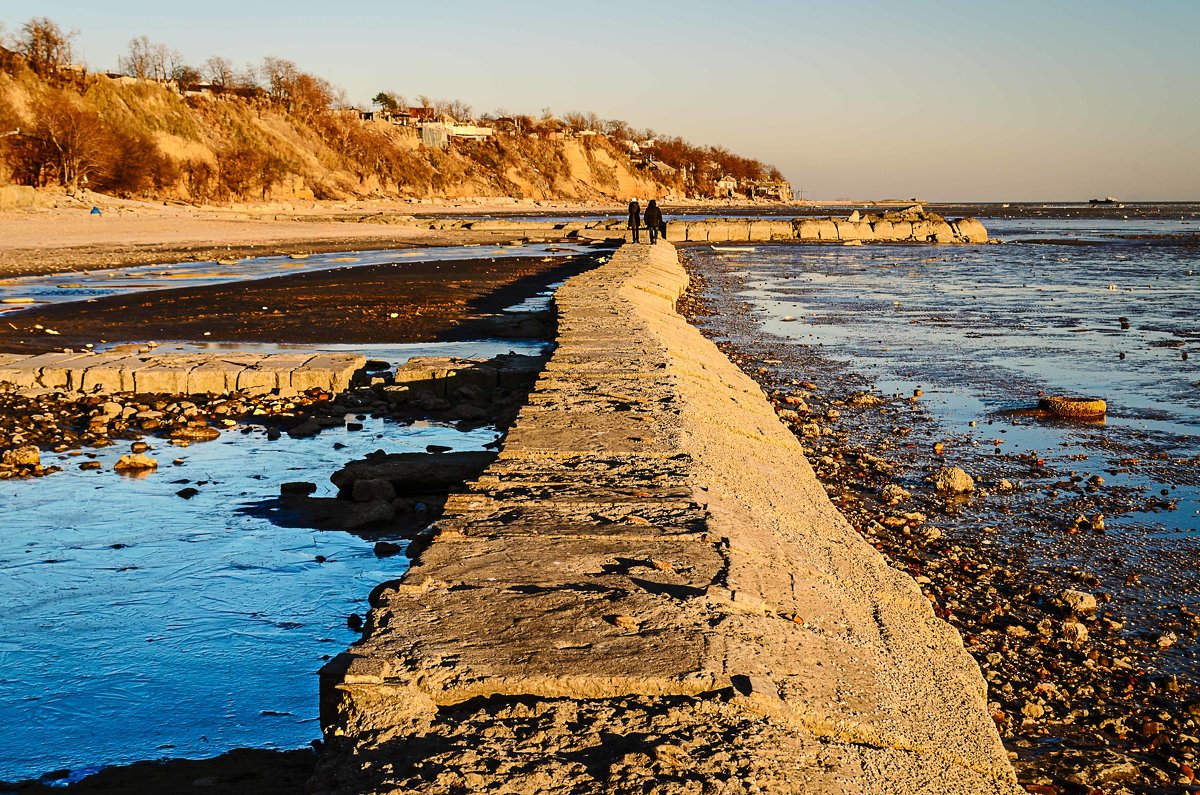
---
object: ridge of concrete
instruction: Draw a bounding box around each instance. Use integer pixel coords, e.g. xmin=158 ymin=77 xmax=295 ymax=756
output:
xmin=0 ymin=351 xmax=364 ymax=395
xmin=315 ymin=242 xmax=1020 ymax=794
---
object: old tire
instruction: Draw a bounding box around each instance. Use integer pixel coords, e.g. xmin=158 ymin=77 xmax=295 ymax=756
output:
xmin=1038 ymin=396 xmax=1106 ymax=420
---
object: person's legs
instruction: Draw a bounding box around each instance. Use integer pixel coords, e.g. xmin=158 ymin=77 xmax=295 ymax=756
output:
xmin=631 ymin=224 xmax=639 ymax=243
xmin=648 ymin=225 xmax=658 ymax=244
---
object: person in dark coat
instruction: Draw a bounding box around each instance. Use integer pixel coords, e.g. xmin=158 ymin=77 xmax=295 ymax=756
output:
xmin=644 ymin=200 xmax=663 ymax=244
xmin=627 ymin=199 xmax=641 ymax=243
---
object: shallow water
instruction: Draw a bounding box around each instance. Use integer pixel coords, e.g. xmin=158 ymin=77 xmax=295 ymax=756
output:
xmin=0 ymin=334 xmax=543 ymax=784
xmin=700 ymin=215 xmax=1199 ymax=529
xmin=0 ymin=242 xmax=589 ymax=314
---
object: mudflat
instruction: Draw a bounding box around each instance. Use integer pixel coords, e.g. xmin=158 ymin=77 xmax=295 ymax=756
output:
xmin=0 ymin=254 xmax=602 ymax=353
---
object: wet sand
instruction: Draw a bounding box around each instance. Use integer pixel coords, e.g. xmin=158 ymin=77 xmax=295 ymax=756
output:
xmin=0 ymin=254 xmax=602 ymax=354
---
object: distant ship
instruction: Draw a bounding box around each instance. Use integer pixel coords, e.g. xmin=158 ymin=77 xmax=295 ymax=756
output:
xmin=1089 ymin=196 xmax=1119 ymax=205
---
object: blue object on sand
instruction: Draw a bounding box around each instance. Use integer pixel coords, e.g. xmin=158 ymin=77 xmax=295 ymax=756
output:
xmin=90 ymin=205 xmax=101 ymax=215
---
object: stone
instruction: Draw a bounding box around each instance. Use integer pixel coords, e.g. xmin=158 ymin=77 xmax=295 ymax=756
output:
xmin=952 ymin=218 xmax=988 ymax=243
xmin=352 ymin=478 xmax=397 ymax=503
xmin=281 ymin=481 xmax=318 ymax=496
xmin=331 ymin=451 xmax=498 ymax=494
xmin=1061 ymin=620 xmax=1089 ymax=643
xmin=171 ymin=423 xmax=222 ymax=442
xmin=287 ymin=418 xmax=323 ymax=438
xmin=114 ymin=453 xmax=157 ymax=471
xmin=2 ymin=445 xmax=41 ymax=467
xmin=1059 ymin=589 xmax=1097 ymax=616
xmin=933 ymin=466 xmax=974 ymax=494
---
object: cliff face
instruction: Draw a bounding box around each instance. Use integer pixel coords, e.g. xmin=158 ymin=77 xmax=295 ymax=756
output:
xmin=0 ymin=68 xmax=677 ymax=203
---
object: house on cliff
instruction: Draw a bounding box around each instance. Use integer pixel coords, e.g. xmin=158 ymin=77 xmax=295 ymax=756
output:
xmin=716 ymin=175 xmax=738 ymax=197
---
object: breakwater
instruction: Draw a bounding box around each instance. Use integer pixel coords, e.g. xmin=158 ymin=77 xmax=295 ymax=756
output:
xmin=0 ymin=350 xmax=364 ymax=395
xmin=315 ymin=242 xmax=1019 ymax=793
xmin=455 ymin=206 xmax=989 ymax=244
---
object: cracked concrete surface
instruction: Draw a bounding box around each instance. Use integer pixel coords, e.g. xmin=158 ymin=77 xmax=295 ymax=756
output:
xmin=315 ymin=242 xmax=1020 ymax=794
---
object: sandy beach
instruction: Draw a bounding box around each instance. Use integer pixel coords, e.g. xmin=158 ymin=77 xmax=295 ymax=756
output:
xmin=0 ymin=191 xmax=818 ymax=278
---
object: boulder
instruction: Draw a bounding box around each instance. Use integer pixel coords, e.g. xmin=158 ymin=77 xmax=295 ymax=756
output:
xmin=114 ymin=453 xmax=158 ymax=471
xmin=284 ymin=496 xmax=395 ymax=530
xmin=871 ymin=220 xmax=897 ymax=240
xmin=170 ymin=423 xmax=222 ymax=442
xmin=1060 ymin=589 xmax=1098 ymax=616
xmin=287 ymin=418 xmax=323 ymax=438
xmin=2 ymin=445 xmax=41 ymax=467
xmin=352 ymin=478 xmax=397 ymax=503
xmin=814 ymin=219 xmax=839 ymax=241
xmin=952 ymin=218 xmax=988 ymax=243
xmin=929 ymin=220 xmax=958 ymax=243
xmin=795 ymin=219 xmax=821 ymax=241
xmin=932 ymin=466 xmax=974 ymax=494
xmin=835 ymin=221 xmax=875 ymax=241
xmin=331 ymin=451 xmax=498 ymax=495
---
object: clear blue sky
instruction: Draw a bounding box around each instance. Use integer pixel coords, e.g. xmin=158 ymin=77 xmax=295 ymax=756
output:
xmin=3 ymin=0 xmax=1197 ymax=200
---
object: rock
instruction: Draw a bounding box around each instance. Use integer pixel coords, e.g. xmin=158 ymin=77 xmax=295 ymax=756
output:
xmin=287 ymin=418 xmax=322 ymax=438
xmin=79 ymin=461 xmax=102 ymax=471
xmin=114 ymin=453 xmax=157 ymax=471
xmin=352 ymin=478 xmax=397 ymax=503
xmin=131 ymin=441 xmax=150 ymax=454
xmin=331 ymin=451 xmax=498 ymax=494
xmin=170 ymin=423 xmax=221 ymax=442
xmin=1157 ymin=631 xmax=1178 ymax=648
xmin=284 ymin=496 xmax=395 ymax=530
xmin=1060 ymin=589 xmax=1098 ymax=616
xmin=373 ymin=541 xmax=403 ymax=557
xmin=1061 ymin=620 xmax=1089 ymax=643
xmin=176 ymin=487 xmax=200 ymax=499
xmin=951 ymin=218 xmax=989 ymax=243
xmin=281 ymin=481 xmax=318 ymax=496
xmin=932 ymin=466 xmax=974 ymax=494
xmin=2 ymin=445 xmax=41 ymax=467
xmin=880 ymin=484 xmax=911 ymax=504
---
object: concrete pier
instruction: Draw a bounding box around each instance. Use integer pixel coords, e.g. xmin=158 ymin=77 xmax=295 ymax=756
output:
xmin=315 ymin=242 xmax=1019 ymax=794
xmin=0 ymin=350 xmax=364 ymax=395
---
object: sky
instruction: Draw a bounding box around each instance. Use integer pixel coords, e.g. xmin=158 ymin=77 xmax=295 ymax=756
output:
xmin=3 ymin=0 xmax=1197 ymax=200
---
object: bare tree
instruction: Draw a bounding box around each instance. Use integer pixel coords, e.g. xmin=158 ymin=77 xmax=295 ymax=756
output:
xmin=235 ymin=62 xmax=259 ymax=91
xmin=119 ymin=35 xmax=154 ymax=79
xmin=447 ymin=99 xmax=472 ymax=122
xmin=154 ymin=43 xmax=183 ymax=82
xmin=203 ymin=56 xmax=235 ymax=87
xmin=119 ymin=36 xmax=181 ymax=82
xmin=16 ymin=17 xmax=76 ymax=77
xmin=30 ymin=95 xmax=112 ymax=191
xmin=260 ymin=56 xmax=299 ymax=104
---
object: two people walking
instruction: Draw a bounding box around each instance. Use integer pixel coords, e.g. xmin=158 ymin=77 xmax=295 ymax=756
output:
xmin=627 ymin=199 xmax=665 ymax=244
